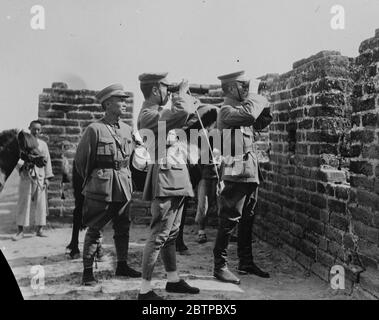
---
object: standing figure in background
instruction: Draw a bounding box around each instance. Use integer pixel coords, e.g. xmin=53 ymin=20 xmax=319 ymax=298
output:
xmin=176 ymin=104 xmax=220 ymax=253
xmin=194 ymin=104 xmax=220 ymax=244
xmin=13 ymin=120 xmax=53 ymax=241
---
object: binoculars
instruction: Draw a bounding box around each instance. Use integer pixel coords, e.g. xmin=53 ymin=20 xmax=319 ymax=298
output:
xmin=167 ymin=84 xmax=181 ymax=93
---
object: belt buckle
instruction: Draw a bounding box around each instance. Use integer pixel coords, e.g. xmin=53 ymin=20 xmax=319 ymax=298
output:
xmin=114 ymin=160 xmax=120 ymax=170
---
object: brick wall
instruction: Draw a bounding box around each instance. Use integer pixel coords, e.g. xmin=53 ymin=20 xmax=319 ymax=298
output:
xmin=253 ymin=29 xmax=379 ymax=289
xmin=348 ymin=30 xmax=379 ymax=271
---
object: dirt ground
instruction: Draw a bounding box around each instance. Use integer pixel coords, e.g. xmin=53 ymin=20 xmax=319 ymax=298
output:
xmin=0 ymin=170 xmax=365 ymax=300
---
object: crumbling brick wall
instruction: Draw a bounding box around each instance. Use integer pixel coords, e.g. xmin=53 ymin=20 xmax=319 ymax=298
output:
xmin=348 ymin=29 xmax=379 ymax=271
xmin=253 ymin=29 xmax=379 ymax=289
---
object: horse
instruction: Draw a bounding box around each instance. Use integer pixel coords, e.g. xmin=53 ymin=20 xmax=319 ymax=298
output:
xmin=0 ymin=129 xmax=42 ymax=194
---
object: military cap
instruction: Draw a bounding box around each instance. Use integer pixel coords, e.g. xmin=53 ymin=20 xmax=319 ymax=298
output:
xmin=96 ymin=84 xmax=129 ymax=104
xmin=217 ymin=70 xmax=249 ymax=84
xmin=138 ymin=72 xmax=170 ymax=85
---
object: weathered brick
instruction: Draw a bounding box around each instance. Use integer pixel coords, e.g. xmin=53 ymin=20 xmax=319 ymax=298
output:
xmin=51 ymin=103 xmax=79 ymax=112
xmin=66 ymin=112 xmax=93 ymax=120
xmin=306 ymin=132 xmax=339 ymax=143
xmin=317 ymin=250 xmax=335 ymax=267
xmin=350 ymin=130 xmax=375 ymax=143
xmin=298 ymin=119 xmax=313 ymax=129
xmin=362 ymin=145 xmax=379 ymax=160
xmin=350 ymin=205 xmax=373 ymax=226
xmin=39 ymin=110 xmax=66 ymax=119
xmin=42 ymin=126 xmax=65 ymax=135
xmin=308 ymin=218 xmax=325 ymax=235
xmin=294 ymin=212 xmax=309 ymax=228
xmin=289 ymin=223 xmax=303 ymax=237
xmin=50 ymin=119 xmax=79 ymax=126
xmin=335 ymin=185 xmax=350 ymax=200
xmin=356 ymin=190 xmax=379 ymax=212
xmin=328 ymin=199 xmax=347 ymax=214
xmin=65 ymin=127 xmax=81 ymax=135
xmin=352 ymin=221 xmax=379 ymax=244
xmin=325 ymin=225 xmax=343 ymax=244
xmin=330 ymin=213 xmax=349 ymax=232
xmin=310 ymin=194 xmax=327 ymax=209
xmin=79 ymin=105 xmax=103 ymax=112
xmin=343 ymin=234 xmax=356 ymax=250
xmin=350 ymin=175 xmax=374 ymax=191
xmin=328 ymin=241 xmax=345 ymax=259
xmin=326 ymin=184 xmax=335 ymax=197
xmin=350 ymin=160 xmax=373 ymax=176
xmin=362 ymin=112 xmax=379 ymax=127
xmin=349 ymin=144 xmax=362 ymax=157
xmin=296 ymin=189 xmax=310 ymax=203
xmin=318 ymin=169 xmax=347 ymax=183
xmin=352 ymin=96 xmax=376 ymax=112
xmin=309 ymin=143 xmax=338 ymax=155
xmin=308 ymin=106 xmax=343 ymax=117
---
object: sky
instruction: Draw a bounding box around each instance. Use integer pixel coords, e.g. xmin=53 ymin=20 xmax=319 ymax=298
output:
xmin=0 ymin=0 xmax=379 ymax=130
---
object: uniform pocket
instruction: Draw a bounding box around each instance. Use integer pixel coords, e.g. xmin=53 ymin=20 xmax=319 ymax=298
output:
xmin=84 ymin=169 xmax=112 ymax=200
xmin=97 ymin=137 xmax=115 ymax=156
xmin=158 ymin=163 xmax=187 ymax=190
xmin=224 ymin=154 xmax=257 ymax=178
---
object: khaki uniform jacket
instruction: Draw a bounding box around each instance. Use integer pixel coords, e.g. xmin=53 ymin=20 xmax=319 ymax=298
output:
xmin=75 ymin=118 xmax=134 ymax=202
xmin=137 ymin=93 xmax=197 ymax=201
xmin=217 ymin=93 xmax=269 ymax=183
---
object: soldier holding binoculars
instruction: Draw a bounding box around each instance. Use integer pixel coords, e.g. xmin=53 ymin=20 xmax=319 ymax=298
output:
xmin=137 ymin=72 xmax=200 ymax=300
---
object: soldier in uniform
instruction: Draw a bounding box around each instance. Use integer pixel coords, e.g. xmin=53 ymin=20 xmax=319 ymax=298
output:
xmin=75 ymin=84 xmax=141 ymax=285
xmin=137 ymin=73 xmax=200 ymax=300
xmin=213 ymin=71 xmax=271 ymax=284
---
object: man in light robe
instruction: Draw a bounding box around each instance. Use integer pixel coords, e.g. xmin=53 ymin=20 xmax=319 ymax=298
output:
xmin=13 ymin=120 xmax=53 ymax=240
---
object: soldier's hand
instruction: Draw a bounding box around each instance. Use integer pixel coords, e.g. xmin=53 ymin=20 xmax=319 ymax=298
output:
xmin=178 ymin=79 xmax=189 ymax=95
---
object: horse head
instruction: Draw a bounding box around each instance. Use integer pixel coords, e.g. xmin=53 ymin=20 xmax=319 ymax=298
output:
xmin=0 ymin=129 xmax=41 ymax=193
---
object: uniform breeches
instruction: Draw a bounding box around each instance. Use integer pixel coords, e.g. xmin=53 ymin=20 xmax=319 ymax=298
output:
xmin=82 ymin=198 xmax=130 ymax=269
xmin=213 ymin=181 xmax=258 ymax=269
xmin=141 ymin=196 xmax=185 ymax=280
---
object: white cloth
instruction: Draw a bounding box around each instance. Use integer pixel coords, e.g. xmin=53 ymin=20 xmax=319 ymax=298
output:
xmin=15 ymin=138 xmax=53 ymax=227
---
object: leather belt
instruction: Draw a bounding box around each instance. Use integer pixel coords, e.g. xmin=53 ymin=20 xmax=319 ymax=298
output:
xmin=96 ymin=159 xmax=128 ymax=170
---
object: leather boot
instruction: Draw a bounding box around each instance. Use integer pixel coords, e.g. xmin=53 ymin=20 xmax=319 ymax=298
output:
xmin=115 ymin=261 xmax=141 ymax=278
xmin=82 ymin=268 xmax=98 ymax=286
xmin=238 ymin=261 xmax=270 ymax=278
xmin=214 ymin=266 xmax=240 ymax=284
